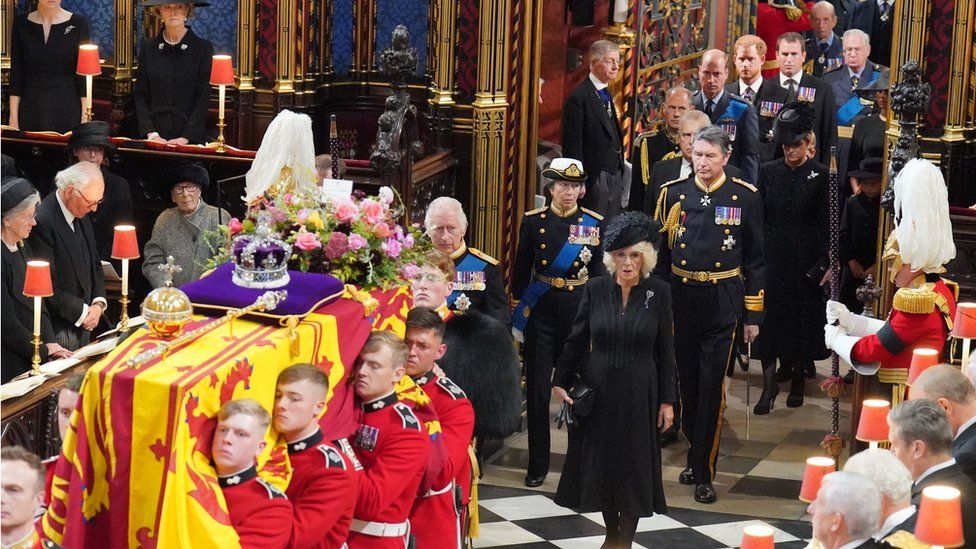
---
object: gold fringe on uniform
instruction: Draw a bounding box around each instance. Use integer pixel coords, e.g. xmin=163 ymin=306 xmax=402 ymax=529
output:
xmin=892 ymin=286 xmax=937 ymax=314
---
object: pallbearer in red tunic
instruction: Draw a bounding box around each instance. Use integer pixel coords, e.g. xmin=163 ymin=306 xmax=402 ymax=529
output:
xmin=212 ymin=399 xmax=293 ymax=549
xmin=44 ymin=373 xmax=83 ymax=508
xmin=404 ymin=307 xmax=476 ymax=549
xmin=274 ymin=364 xmax=359 ymax=548
xmin=1 ymin=446 xmax=48 ymax=549
xmin=348 ymin=332 xmax=431 ymax=549
xmin=825 ymin=159 xmax=958 ymax=374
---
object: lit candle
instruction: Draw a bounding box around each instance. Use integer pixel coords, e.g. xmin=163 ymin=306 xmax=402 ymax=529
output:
xmin=218 ymin=84 xmax=226 ymax=121
xmin=612 ymin=0 xmax=628 ymax=23
xmin=121 ymin=258 xmax=129 ymax=295
xmin=33 ymin=296 xmax=41 ymax=336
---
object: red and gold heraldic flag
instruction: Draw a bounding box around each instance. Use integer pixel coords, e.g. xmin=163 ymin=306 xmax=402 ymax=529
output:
xmin=42 ymin=290 xmax=411 ymax=548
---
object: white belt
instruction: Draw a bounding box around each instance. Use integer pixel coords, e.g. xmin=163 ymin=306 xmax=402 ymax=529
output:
xmin=423 ymin=480 xmax=455 ymax=498
xmin=350 ymin=518 xmax=409 ymax=537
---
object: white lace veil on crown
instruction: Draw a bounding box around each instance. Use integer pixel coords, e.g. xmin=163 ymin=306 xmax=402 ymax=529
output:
xmin=892 ymin=158 xmax=956 ymax=273
xmin=244 ymin=109 xmax=318 ymax=203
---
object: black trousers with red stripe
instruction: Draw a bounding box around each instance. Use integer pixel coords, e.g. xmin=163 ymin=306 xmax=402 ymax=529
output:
xmin=671 ymin=280 xmax=741 ymax=484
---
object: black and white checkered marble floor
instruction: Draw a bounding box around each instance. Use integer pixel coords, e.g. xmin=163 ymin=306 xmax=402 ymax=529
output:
xmin=474 ymin=485 xmax=813 ymax=548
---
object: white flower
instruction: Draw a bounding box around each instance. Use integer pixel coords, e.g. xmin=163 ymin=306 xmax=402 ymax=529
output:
xmin=378 ymin=186 xmax=395 ymax=206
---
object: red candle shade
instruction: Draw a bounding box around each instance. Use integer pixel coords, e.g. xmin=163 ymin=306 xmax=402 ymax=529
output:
xmin=798 ymin=456 xmax=836 ymax=503
xmin=77 ymin=44 xmax=101 ymax=76
xmin=915 ymin=485 xmax=964 ymax=548
xmin=856 ymin=399 xmax=891 ymax=443
xmin=907 ymin=348 xmax=940 ymax=385
xmin=951 ymin=302 xmax=976 ymax=339
xmin=210 ymin=55 xmax=235 ymax=86
xmin=23 ymin=260 xmax=53 ymax=297
xmin=740 ymin=524 xmax=775 ymax=549
xmin=112 ymin=225 xmax=140 ymax=260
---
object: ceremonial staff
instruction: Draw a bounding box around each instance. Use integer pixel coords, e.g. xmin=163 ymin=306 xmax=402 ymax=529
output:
xmin=824 ymin=146 xmax=842 ymax=460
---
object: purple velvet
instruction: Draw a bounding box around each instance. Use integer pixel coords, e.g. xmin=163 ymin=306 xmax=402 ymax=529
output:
xmin=181 ymin=262 xmax=345 ymax=317
xmin=233 ymin=237 xmax=288 ymax=267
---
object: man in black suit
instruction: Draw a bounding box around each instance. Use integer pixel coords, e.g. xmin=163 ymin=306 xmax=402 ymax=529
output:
xmin=806 ymin=1 xmax=845 ymax=77
xmin=847 ymin=0 xmax=894 ymax=66
xmin=628 ymin=87 xmax=691 ymax=213
xmin=562 ymin=40 xmax=626 ymax=218
xmin=823 ymin=29 xmax=887 ymax=126
xmin=691 ymin=49 xmax=760 ymax=184
xmin=774 ymin=32 xmax=837 ymax=166
xmin=910 ymin=365 xmax=976 ymax=459
xmin=889 ymin=399 xmax=976 ymax=547
xmin=726 ymin=34 xmax=790 ymax=164
xmin=28 ymin=162 xmax=107 ymax=350
xmin=807 ymin=471 xmax=887 ymax=549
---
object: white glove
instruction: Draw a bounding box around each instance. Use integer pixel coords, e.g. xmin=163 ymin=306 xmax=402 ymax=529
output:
xmin=824 ymin=323 xmax=842 ymax=351
xmin=825 ymin=300 xmax=850 ymax=325
xmin=826 ymin=300 xmax=885 ymax=336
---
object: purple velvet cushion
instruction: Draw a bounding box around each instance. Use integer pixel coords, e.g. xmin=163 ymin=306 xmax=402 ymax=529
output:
xmin=233 ymin=237 xmax=288 ymax=267
xmin=181 ymin=262 xmax=345 ymax=318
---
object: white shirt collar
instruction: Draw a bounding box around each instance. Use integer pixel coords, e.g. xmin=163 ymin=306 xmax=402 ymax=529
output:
xmin=779 ymin=72 xmax=801 ymax=87
xmin=3 ymin=240 xmax=18 ymax=253
xmin=956 ymin=415 xmax=976 ymax=439
xmin=820 ymin=34 xmax=835 ymax=47
xmin=916 ymin=457 xmax=956 ymax=485
xmin=588 ymin=72 xmax=609 ymax=91
xmin=55 ymin=189 xmax=76 ymax=230
xmin=702 ymin=88 xmax=724 ymax=105
xmin=848 ymin=65 xmax=866 ymax=78
xmin=740 ymin=77 xmax=763 ymax=95
xmin=837 ymin=539 xmax=871 ymax=549
xmin=680 ymin=158 xmax=692 ymax=178
xmin=875 ymin=505 xmax=916 ymax=539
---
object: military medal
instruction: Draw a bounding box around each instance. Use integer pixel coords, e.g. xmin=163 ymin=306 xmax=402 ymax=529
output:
xmin=818 ymin=54 xmax=826 ymax=64
xmin=568 ymin=224 xmax=600 ymax=246
xmin=701 ymin=194 xmax=712 ymax=207
xmin=355 ymin=425 xmax=380 ymax=451
xmin=454 ymin=293 xmax=471 ymax=312
xmin=722 ymin=235 xmax=736 ymax=251
xmin=718 ymin=118 xmax=737 ymax=141
xmin=453 ymin=270 xmax=486 ymax=292
xmin=797 ymin=86 xmax=816 ymax=102
xmin=759 ymin=101 xmax=783 ymax=118
xmin=714 ymin=206 xmax=742 ymax=226
xmin=578 ymin=246 xmax=593 ymax=279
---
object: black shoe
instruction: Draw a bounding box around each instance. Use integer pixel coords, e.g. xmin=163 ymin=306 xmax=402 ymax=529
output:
xmin=524 ymin=474 xmax=546 ymax=488
xmin=753 ymin=385 xmax=779 ymax=415
xmin=678 ymin=467 xmax=695 ymax=485
xmin=804 ymin=363 xmax=817 ymax=379
xmin=787 ymin=367 xmax=805 ymax=408
xmin=694 ymin=482 xmax=717 ymax=503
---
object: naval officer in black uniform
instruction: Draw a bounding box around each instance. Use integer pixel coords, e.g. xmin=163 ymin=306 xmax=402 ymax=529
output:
xmin=425 ymin=196 xmax=510 ymax=326
xmin=692 ymin=50 xmax=761 ymax=185
xmin=513 ymin=157 xmax=605 ymax=487
xmin=629 ymin=87 xmax=692 ymax=213
xmin=654 ymin=126 xmax=765 ymax=503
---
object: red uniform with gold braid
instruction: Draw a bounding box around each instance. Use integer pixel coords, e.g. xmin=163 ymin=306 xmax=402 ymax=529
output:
xmin=409 ymin=372 xmax=475 ymax=549
xmin=851 ymin=276 xmax=957 ymax=369
xmin=348 ymin=392 xmax=431 ymax=549
xmin=285 ymin=429 xmax=359 ymax=549
xmin=219 ymin=465 xmax=293 ymax=549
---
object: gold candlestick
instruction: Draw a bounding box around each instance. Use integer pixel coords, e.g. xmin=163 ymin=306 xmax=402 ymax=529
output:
xmin=119 ymin=293 xmax=130 ymax=333
xmin=215 ymin=115 xmax=227 ymax=153
xmin=31 ymin=332 xmax=42 ymax=375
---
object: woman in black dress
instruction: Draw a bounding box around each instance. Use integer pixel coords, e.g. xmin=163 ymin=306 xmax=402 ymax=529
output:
xmin=133 ymin=1 xmax=213 ymax=145
xmin=752 ymin=103 xmax=829 ymax=412
xmin=847 ymin=74 xmax=889 ymax=192
xmin=552 ymin=212 xmax=677 ymax=549
xmin=8 ymin=1 xmax=90 ymax=132
xmin=2 ymin=178 xmax=72 ymax=382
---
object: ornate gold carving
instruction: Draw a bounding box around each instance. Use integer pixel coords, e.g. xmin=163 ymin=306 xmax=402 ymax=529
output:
xmin=428 ymin=0 xmax=458 ymax=106
xmin=274 ymin=0 xmax=296 ymax=93
xmin=237 ymin=0 xmax=256 ymax=90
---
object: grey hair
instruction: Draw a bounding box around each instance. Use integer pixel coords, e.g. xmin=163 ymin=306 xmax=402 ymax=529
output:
xmin=1 ymin=184 xmax=39 ymax=217
xmin=665 ymin=86 xmax=693 ymax=102
xmin=679 ymin=110 xmax=712 ymax=131
xmin=589 ymin=40 xmax=620 ymax=62
xmin=842 ymin=448 xmax=913 ymax=506
xmin=913 ymin=364 xmax=976 ymax=405
xmin=54 ymin=162 xmax=103 ymax=192
xmin=602 ymin=241 xmax=657 ymax=279
xmin=811 ymin=1 xmax=836 ymax=16
xmin=693 ymin=125 xmax=732 ymax=156
xmin=888 ymin=399 xmax=953 ymax=455
xmin=424 ymin=196 xmax=468 ymax=232
xmin=843 ymin=28 xmax=871 ymax=47
xmin=817 ymin=472 xmax=883 ymax=540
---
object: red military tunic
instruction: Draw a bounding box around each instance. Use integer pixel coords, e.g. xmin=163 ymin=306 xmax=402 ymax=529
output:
xmin=348 ymin=392 xmax=431 ymax=549
xmin=286 ymin=429 xmax=360 ymax=549
xmin=852 ymin=278 xmax=957 ymax=369
xmin=220 ymin=465 xmax=293 ymax=549
xmin=409 ymin=372 xmax=475 ymax=549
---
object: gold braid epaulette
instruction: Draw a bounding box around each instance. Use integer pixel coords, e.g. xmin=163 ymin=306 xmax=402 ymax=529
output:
xmin=892 ymin=285 xmax=937 ymax=314
xmin=882 ymin=529 xmax=932 ymax=549
xmin=653 ymin=188 xmax=683 ymax=248
xmin=640 ymin=138 xmax=650 ymax=186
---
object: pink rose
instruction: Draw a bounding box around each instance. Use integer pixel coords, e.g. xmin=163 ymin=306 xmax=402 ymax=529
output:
xmin=373 ymin=223 xmax=392 ymax=238
xmin=293 ymin=231 xmax=322 ymax=251
xmin=296 ymin=209 xmax=309 ymax=224
xmin=347 ymin=233 xmax=368 ymax=251
xmin=382 ymin=237 xmax=402 ymax=259
xmin=333 ymin=198 xmax=360 ymax=224
xmin=400 ymin=263 xmax=420 ymax=280
xmin=378 ymin=186 xmax=395 ymax=207
xmin=361 ymin=199 xmax=385 ymax=225
xmin=402 ymin=233 xmax=415 ymax=248
xmin=324 ymin=231 xmax=349 ymax=260
xmin=228 ymin=217 xmax=244 ymax=236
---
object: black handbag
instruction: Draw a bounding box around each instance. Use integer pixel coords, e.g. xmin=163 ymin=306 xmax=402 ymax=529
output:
xmin=555 ymin=375 xmax=596 ymax=430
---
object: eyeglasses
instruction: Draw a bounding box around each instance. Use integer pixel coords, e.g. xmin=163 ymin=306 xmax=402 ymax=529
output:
xmin=73 ymin=188 xmax=104 ymax=209
xmin=172 ymin=184 xmax=201 ymax=195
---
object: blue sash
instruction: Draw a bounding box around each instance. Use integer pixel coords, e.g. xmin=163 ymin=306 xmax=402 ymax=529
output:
xmin=837 ymin=70 xmax=880 ymax=126
xmin=511 ymin=213 xmax=599 ymax=337
xmin=719 ymin=97 xmax=747 ymax=123
xmin=447 ymin=252 xmax=488 ymax=307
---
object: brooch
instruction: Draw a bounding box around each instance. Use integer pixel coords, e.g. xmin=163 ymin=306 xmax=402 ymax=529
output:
xmin=808 ymin=171 xmax=820 ymax=180
xmin=64 ymin=25 xmax=75 ymax=35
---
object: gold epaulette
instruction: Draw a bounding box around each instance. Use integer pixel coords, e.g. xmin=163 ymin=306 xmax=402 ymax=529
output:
xmin=892 ymin=285 xmax=937 ymax=314
xmin=580 ymin=207 xmax=604 ymax=221
xmin=943 ymin=277 xmax=960 ymax=300
xmin=640 ymin=137 xmax=650 ymax=185
xmin=882 ymin=529 xmax=932 ymax=549
xmin=524 ymin=206 xmax=547 ymax=216
xmin=661 ymin=177 xmax=684 ymax=189
xmin=468 ymin=247 xmax=499 ymax=265
xmin=731 ymin=177 xmax=758 ymax=192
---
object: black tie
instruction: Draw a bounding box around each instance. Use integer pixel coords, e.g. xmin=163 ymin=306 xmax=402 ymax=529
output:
xmin=73 ymin=218 xmax=82 ymax=233
xmin=820 ymin=42 xmax=829 ymax=54
xmin=705 ymin=100 xmax=714 ymax=116
xmin=786 ymin=80 xmax=798 ymax=101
